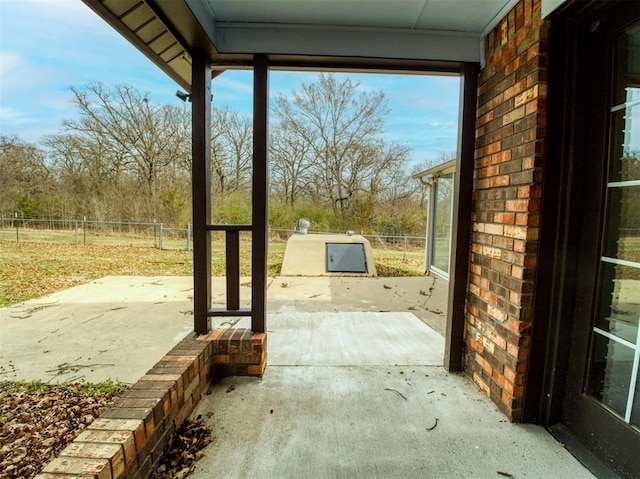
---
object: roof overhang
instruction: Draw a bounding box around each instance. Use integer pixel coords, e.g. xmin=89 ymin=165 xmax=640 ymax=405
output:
xmin=412 ymin=158 xmax=457 ymax=185
xmin=81 ymin=0 xmax=568 ymax=91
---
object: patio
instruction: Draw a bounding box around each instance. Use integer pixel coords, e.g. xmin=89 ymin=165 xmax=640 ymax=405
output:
xmin=190 ymin=311 xmax=594 ymax=479
xmin=1 ymin=276 xmax=594 ymax=478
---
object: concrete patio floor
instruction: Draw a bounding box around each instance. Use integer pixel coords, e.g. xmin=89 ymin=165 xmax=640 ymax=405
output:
xmin=0 ymin=275 xmax=447 ymax=383
xmin=0 ymin=275 xmax=595 ymax=478
xmin=192 ymin=312 xmax=595 ymax=479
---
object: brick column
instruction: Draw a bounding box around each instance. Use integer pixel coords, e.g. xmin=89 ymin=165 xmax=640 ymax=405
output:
xmin=465 ymin=0 xmax=548 ymax=422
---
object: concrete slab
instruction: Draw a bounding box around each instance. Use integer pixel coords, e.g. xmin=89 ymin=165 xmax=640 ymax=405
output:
xmin=192 ymin=368 xmax=595 ymax=479
xmin=0 ymin=275 xmax=596 ymax=477
xmin=268 ymin=275 xmax=448 ymax=336
xmin=193 ymin=309 xmax=594 ymax=479
xmin=235 ymin=312 xmax=444 ymax=366
xmin=0 ymin=275 xmax=446 ymax=383
xmin=0 ymin=276 xmax=194 ymax=383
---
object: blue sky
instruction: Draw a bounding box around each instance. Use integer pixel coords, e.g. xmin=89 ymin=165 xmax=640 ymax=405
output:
xmin=0 ymin=0 xmax=460 ymax=166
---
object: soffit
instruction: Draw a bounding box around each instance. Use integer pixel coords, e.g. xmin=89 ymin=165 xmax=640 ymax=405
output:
xmin=82 ymin=0 xmax=519 ymax=90
xmin=204 ymin=0 xmax=507 ymax=31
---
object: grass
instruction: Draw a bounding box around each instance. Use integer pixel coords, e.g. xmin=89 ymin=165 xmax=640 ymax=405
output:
xmin=0 ymin=226 xmax=189 ymax=249
xmin=0 ymin=240 xmax=423 ymax=306
xmin=0 ymin=379 xmax=126 ymax=400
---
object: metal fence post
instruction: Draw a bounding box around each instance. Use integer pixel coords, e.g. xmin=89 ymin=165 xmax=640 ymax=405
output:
xmin=159 ymin=223 xmax=164 ymax=250
xmin=186 ymin=223 xmax=191 ymax=251
xmin=403 ymin=235 xmax=407 ymax=261
xmin=83 ymin=216 xmax=87 ymax=245
xmin=75 ymin=220 xmax=78 ymax=245
xmin=14 ymin=212 xmax=18 ymax=242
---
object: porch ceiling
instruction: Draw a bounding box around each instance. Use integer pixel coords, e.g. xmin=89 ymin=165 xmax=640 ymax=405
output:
xmin=82 ymin=0 xmax=518 ymax=90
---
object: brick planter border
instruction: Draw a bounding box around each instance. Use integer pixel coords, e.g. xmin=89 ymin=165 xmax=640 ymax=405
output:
xmin=36 ymin=328 xmax=267 ymax=479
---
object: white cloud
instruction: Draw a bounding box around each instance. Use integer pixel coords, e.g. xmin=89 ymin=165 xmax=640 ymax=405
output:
xmin=0 ymin=50 xmax=22 ymax=73
xmin=0 ymin=2 xmax=462 ymax=162
xmin=0 ymin=105 xmax=38 ymax=124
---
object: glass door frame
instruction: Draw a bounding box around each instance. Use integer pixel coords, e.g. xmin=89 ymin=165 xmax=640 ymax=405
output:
xmin=538 ymin=2 xmax=640 ymax=477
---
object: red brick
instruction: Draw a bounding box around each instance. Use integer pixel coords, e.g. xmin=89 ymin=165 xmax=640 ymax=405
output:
xmin=42 ymin=457 xmax=110 ymax=479
xmin=88 ymin=419 xmax=146 ymax=453
xmin=487 ymin=330 xmax=508 ymax=350
xmin=489 ymin=175 xmax=510 ymax=187
xmin=468 ymin=337 xmax=484 ymax=354
xmin=247 ymin=361 xmax=267 ymax=377
xmin=468 ymin=0 xmax=547 ymax=423
xmin=473 ymin=373 xmax=491 ymax=396
xmin=491 ymin=150 xmax=512 ymax=164
xmin=494 ymin=212 xmax=515 ymax=224
xmin=483 ymin=140 xmax=502 ymax=155
xmin=60 ymin=443 xmax=124 ymax=479
xmin=34 ymin=475 xmax=94 ymax=479
xmin=505 ymin=199 xmax=529 ymax=211
xmin=74 ymin=430 xmax=136 ymax=466
xmin=113 ymin=397 xmax=161 ymax=412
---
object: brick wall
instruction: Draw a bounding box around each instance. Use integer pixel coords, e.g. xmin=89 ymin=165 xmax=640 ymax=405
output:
xmin=465 ymin=0 xmax=548 ymax=422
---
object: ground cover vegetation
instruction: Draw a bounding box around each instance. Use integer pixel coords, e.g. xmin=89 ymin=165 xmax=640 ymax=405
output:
xmin=0 ymin=379 xmax=211 ymax=479
xmin=0 ymin=240 xmax=423 ymax=307
xmin=0 ymin=73 xmax=439 ymax=236
xmin=0 ymin=380 xmax=126 ymax=478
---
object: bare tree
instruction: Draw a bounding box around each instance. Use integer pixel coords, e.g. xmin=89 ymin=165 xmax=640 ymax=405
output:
xmin=210 ymin=107 xmax=252 ymax=194
xmin=62 ymin=82 xmax=190 ymax=202
xmin=225 ymin=111 xmax=253 ymax=192
xmin=272 ymin=73 xmax=413 ymax=231
xmin=269 ymin=122 xmax=315 ymax=205
xmin=272 ymin=73 xmax=403 ymax=217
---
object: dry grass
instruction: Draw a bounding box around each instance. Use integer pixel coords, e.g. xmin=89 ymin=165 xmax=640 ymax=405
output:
xmin=0 ymin=240 xmax=423 ymax=306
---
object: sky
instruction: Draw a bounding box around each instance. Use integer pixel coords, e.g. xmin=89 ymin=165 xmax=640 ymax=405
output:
xmin=0 ymin=0 xmax=461 ymax=167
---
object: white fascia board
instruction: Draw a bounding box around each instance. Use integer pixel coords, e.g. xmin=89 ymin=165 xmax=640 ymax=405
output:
xmin=542 ymin=0 xmax=567 ymax=18
xmin=214 ymin=24 xmax=480 ymax=63
xmin=412 ymin=158 xmax=457 ymax=180
xmin=185 ymin=0 xmax=216 ymax=44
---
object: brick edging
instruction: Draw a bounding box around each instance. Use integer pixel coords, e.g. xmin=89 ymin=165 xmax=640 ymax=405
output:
xmin=36 ymin=328 xmax=268 ymax=479
xmin=36 ymin=333 xmax=212 ymax=479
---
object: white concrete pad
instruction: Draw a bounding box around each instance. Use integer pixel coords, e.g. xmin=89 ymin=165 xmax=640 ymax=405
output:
xmin=0 ymin=275 xmax=447 ymax=383
xmin=236 ymin=312 xmax=444 ymax=366
xmin=267 ymin=276 xmax=448 ymax=336
xmin=0 ymin=276 xmax=195 ymax=384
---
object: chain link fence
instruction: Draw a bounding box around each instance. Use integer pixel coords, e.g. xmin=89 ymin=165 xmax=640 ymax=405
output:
xmin=0 ymin=217 xmax=192 ymax=250
xmin=0 ymin=218 xmax=426 ymax=256
xmin=269 ymin=227 xmax=425 ymax=260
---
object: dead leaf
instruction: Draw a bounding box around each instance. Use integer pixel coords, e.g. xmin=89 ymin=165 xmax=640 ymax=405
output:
xmin=0 ymin=381 xmax=125 ymax=479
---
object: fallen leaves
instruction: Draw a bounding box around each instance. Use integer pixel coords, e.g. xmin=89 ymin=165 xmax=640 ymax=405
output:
xmin=0 ymin=380 xmax=126 ymax=479
xmin=152 ymin=416 xmax=212 ymax=479
xmin=0 ymin=380 xmax=213 ymax=479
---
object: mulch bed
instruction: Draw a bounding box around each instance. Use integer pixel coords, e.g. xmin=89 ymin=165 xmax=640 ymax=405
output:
xmin=0 ymin=381 xmax=212 ymax=479
xmin=0 ymin=381 xmax=126 ymax=478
